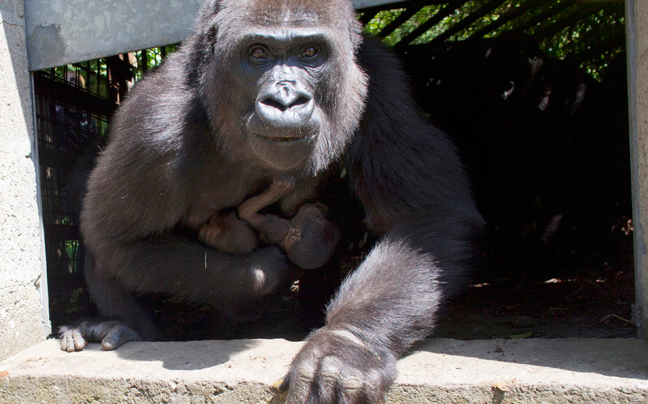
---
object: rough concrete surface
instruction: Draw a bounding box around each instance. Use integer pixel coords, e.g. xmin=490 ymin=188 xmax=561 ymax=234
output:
xmin=23 ymin=0 xmax=203 ymax=70
xmin=1 ymin=338 xmax=647 ymax=403
xmin=0 ymin=0 xmax=50 ymax=362
xmin=628 ymin=0 xmax=648 ymax=342
xmin=24 ymin=0 xmax=403 ymax=71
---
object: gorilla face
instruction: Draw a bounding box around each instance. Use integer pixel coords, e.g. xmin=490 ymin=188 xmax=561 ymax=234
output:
xmin=199 ymin=0 xmax=368 ymax=174
xmin=240 ymin=29 xmax=329 ymax=170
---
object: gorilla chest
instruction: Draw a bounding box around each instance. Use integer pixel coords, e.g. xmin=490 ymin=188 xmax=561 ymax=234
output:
xmin=184 ymin=170 xmax=321 ymax=229
xmin=186 ymin=175 xmax=265 ymax=223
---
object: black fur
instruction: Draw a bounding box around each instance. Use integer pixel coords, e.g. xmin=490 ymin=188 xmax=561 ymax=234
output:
xmin=60 ymin=1 xmax=482 ymax=402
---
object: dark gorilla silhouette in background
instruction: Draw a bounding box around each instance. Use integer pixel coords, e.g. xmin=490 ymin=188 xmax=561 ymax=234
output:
xmin=60 ymin=0 xmax=483 ymax=402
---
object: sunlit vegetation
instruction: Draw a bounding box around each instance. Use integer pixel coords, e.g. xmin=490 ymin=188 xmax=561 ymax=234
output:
xmin=363 ymin=0 xmax=625 ymax=81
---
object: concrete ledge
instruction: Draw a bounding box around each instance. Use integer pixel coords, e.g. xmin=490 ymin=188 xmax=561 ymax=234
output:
xmin=1 ymin=338 xmax=647 ymax=403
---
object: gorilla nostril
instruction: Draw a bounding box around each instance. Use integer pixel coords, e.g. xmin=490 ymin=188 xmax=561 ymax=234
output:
xmin=261 ymin=95 xmax=311 ymax=112
xmin=291 ymin=96 xmax=310 ymax=108
xmin=261 ymin=98 xmax=288 ymax=112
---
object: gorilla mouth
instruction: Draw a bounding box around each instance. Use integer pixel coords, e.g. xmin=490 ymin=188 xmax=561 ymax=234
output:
xmin=248 ymin=130 xmax=315 ymax=170
xmin=264 ymin=135 xmax=309 ymax=142
xmin=252 ymin=130 xmax=316 ymax=143
xmin=246 ymin=112 xmax=320 ymax=144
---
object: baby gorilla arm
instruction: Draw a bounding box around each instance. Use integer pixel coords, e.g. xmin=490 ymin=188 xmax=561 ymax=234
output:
xmin=238 ymin=177 xmax=296 ymax=245
xmin=238 ymin=177 xmax=295 ymax=223
xmin=240 ymin=177 xmax=340 ymax=268
xmin=198 ymin=212 xmax=258 ymax=254
xmin=198 ymin=176 xmax=338 ymax=270
xmin=197 ymin=177 xmax=295 ymax=253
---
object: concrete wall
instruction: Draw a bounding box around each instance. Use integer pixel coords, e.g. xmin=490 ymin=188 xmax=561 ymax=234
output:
xmin=627 ymin=0 xmax=648 ymax=341
xmin=0 ymin=0 xmax=50 ymax=361
xmin=23 ymin=0 xmax=203 ymax=71
xmin=23 ymin=0 xmax=406 ymax=71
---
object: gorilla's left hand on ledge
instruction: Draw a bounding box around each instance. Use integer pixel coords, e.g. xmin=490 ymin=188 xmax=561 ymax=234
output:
xmin=281 ymin=327 xmax=397 ymax=404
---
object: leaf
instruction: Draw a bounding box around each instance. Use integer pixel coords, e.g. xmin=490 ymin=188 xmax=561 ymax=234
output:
xmin=508 ymin=331 xmax=532 ymax=339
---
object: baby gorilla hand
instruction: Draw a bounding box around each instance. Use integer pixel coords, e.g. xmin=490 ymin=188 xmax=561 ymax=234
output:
xmin=282 ymin=327 xmax=397 ymax=404
xmin=268 ymin=175 xmax=296 ymax=197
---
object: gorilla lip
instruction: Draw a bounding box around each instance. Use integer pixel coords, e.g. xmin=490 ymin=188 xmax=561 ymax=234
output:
xmin=262 ymin=135 xmax=310 ymax=142
xmin=245 ymin=112 xmax=317 ymax=143
xmin=249 ymin=124 xmax=317 ymax=143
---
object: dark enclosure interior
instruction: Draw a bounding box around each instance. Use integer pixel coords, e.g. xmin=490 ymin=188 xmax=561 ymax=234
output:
xmin=38 ymin=0 xmax=634 ymax=341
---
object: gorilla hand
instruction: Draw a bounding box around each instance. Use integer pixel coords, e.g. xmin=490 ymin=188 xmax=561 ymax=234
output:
xmin=282 ymin=327 xmax=396 ymax=404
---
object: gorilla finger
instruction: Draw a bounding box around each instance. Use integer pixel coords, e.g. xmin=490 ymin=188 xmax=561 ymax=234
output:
xmin=101 ymin=325 xmax=140 ymax=351
xmin=339 ymin=371 xmax=366 ymax=404
xmin=285 ymin=365 xmax=316 ymax=404
xmin=317 ymin=358 xmax=341 ymax=403
xmin=71 ymin=330 xmax=87 ymax=351
xmin=272 ymin=374 xmax=290 ymax=393
xmin=339 ymin=383 xmax=365 ymax=404
xmin=60 ymin=331 xmax=70 ymax=352
xmin=60 ymin=334 xmax=74 ymax=352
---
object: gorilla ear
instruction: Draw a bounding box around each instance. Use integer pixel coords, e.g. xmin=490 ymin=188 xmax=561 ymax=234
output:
xmin=193 ymin=0 xmax=223 ymax=34
xmin=183 ymin=8 xmax=220 ymax=87
xmin=348 ymin=15 xmax=364 ymax=53
xmin=205 ymin=26 xmax=218 ymax=46
xmin=200 ymin=0 xmax=223 ymax=18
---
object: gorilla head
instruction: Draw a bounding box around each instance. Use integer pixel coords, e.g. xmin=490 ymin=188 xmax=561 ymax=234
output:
xmin=193 ymin=0 xmax=368 ymax=173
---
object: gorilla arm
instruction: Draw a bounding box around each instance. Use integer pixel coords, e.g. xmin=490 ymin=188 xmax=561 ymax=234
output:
xmin=282 ymin=39 xmax=483 ymax=404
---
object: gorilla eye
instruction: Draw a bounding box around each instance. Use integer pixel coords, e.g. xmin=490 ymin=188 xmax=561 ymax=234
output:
xmin=249 ymin=46 xmax=268 ymax=59
xmin=300 ymin=46 xmax=320 ymax=59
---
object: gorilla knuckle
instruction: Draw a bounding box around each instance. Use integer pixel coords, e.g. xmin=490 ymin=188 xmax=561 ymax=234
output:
xmin=319 ymin=357 xmax=342 ymax=381
xmin=295 ymin=362 xmax=317 ymax=383
xmin=339 ymin=373 xmax=364 ymax=392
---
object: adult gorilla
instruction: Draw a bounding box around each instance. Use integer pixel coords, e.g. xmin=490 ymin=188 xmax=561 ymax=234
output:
xmin=60 ymin=0 xmax=482 ymax=402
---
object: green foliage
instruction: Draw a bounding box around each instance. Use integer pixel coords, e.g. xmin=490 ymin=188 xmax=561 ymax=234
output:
xmin=132 ymin=44 xmax=179 ymax=81
xmin=64 ymin=240 xmax=79 ymax=273
xmin=533 ymin=5 xmax=625 ymax=81
xmin=362 ymin=0 xmax=625 ymax=81
xmin=363 ymin=8 xmax=406 ymax=36
xmin=384 ymin=5 xmax=442 ymax=46
xmin=409 ymin=1 xmax=486 ymax=45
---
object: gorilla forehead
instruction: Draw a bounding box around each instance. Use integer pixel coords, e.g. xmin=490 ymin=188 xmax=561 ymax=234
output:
xmin=219 ymin=0 xmax=351 ymax=28
xmin=212 ymin=0 xmax=361 ymax=64
xmin=238 ymin=28 xmax=330 ymax=50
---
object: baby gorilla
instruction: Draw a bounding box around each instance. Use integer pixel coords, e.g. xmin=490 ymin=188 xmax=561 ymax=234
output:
xmin=198 ymin=177 xmax=340 ymax=269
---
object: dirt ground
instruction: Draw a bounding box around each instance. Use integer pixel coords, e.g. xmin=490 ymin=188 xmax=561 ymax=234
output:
xmin=434 ymin=237 xmax=636 ymax=340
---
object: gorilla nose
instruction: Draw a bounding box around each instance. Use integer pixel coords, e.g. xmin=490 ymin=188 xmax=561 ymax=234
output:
xmin=262 ymin=86 xmax=310 ymax=111
xmin=257 ymin=86 xmax=314 ymax=128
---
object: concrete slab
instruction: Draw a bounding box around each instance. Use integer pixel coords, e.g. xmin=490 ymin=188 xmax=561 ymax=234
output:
xmin=0 ymin=0 xmax=50 ymax=361
xmin=1 ymin=338 xmax=647 ymax=403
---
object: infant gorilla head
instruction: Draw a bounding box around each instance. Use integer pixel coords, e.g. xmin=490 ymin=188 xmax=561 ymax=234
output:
xmin=282 ymin=202 xmax=340 ymax=269
xmin=198 ymin=177 xmax=340 ymax=269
